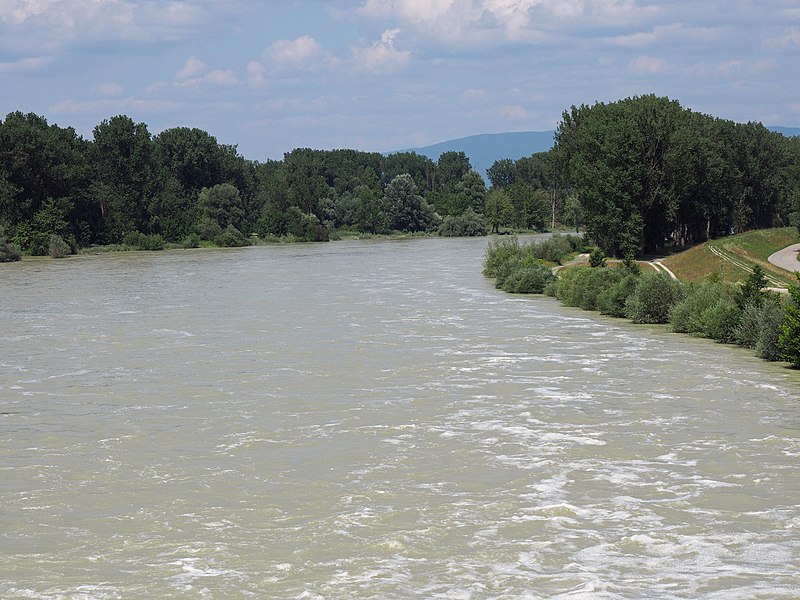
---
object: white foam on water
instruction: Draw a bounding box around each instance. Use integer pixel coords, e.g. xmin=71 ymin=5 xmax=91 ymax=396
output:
xmin=165 ymin=557 xmax=246 ymax=592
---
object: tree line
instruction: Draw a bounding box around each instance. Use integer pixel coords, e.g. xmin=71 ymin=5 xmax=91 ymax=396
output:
xmin=551 ymin=95 xmax=800 ymax=258
xmin=1 ymin=97 xmax=799 ymax=259
xmin=0 ymin=111 xmax=509 ymax=256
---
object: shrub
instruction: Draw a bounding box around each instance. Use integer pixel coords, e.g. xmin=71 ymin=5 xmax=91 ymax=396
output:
xmin=736 ymin=302 xmax=762 ymax=349
xmin=494 ymin=254 xmax=541 ymax=289
xmin=699 ymin=294 xmax=741 ymax=343
xmin=0 ymin=227 xmax=22 ymax=262
xmin=499 ymin=261 xmax=555 ymax=294
xmin=780 ymin=275 xmax=800 ymax=367
xmin=483 ymin=236 xmax=522 ymax=277
xmin=589 ymin=247 xmax=606 ymax=268
xmin=669 ymin=281 xmax=741 ymax=342
xmin=13 ymin=222 xmax=49 ymax=256
xmin=755 ymin=296 xmax=785 ymax=361
xmin=214 ymin=225 xmax=251 ymax=247
xmin=575 ymin=268 xmax=623 ymax=311
xmin=125 ymin=231 xmax=165 ymax=251
xmin=552 ymin=266 xmax=620 ymax=310
xmin=552 ymin=266 xmax=589 ymax=307
xmin=625 ymin=272 xmax=683 ymax=324
xmin=195 ymin=217 xmax=223 ymax=241
xmin=179 ymin=233 xmax=201 ymax=249
xmin=738 ymin=294 xmax=786 ymax=359
xmin=671 ymin=282 xmax=725 ymax=335
xmin=438 ymin=209 xmax=487 ymax=237
xmin=597 ymin=271 xmax=640 ymax=317
xmin=286 ymin=207 xmax=330 ymax=242
xmin=47 ymin=234 xmax=71 ymax=258
xmin=530 ymin=234 xmax=583 ymax=264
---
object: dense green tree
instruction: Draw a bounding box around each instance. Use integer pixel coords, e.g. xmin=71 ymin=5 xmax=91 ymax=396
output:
xmin=562 ymin=194 xmax=583 ymax=231
xmin=0 ymin=168 xmax=18 ymax=228
xmin=385 ymin=173 xmax=434 ymax=232
xmin=507 ymin=182 xmax=549 ymax=230
xmin=555 ymin=95 xmax=796 ymax=256
xmin=515 ymin=152 xmax=552 ymax=189
xmin=90 ymin=115 xmax=157 ymax=241
xmin=558 ymin=98 xmax=645 ymax=253
xmin=436 ymin=151 xmax=471 ymax=194
xmin=282 ymin=148 xmax=330 ymax=215
xmin=353 ymin=185 xmax=388 ymax=233
xmin=1 ymin=105 xmax=798 ymax=253
xmin=0 ymin=111 xmax=90 ymax=248
xmin=154 ymin=127 xmax=226 ymax=195
xmin=484 ymin=189 xmax=513 ymax=233
xmin=665 ymin=113 xmax=735 ymax=244
xmin=198 ymin=183 xmax=244 ymax=232
xmin=736 ymin=264 xmax=769 ymax=309
xmin=321 ymin=149 xmax=383 ymax=196
xmin=487 ymin=158 xmax=516 ymax=188
xmin=148 ymin=177 xmax=197 ymax=242
xmin=436 ymin=170 xmax=486 ymax=216
xmin=383 ymin=152 xmax=436 ymax=193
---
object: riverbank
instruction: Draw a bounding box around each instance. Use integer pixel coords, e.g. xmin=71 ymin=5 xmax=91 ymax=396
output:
xmin=484 ymin=234 xmax=800 ymax=368
xmin=1 ymin=227 xmax=557 ymax=262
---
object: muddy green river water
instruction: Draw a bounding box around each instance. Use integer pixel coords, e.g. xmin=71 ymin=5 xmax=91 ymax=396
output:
xmin=1 ymin=236 xmax=799 ymax=598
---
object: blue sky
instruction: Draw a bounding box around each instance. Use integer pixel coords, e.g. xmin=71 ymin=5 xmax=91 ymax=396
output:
xmin=1 ymin=0 xmax=798 ymax=161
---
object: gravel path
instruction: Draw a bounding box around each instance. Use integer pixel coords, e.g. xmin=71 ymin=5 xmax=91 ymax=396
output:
xmin=768 ymin=243 xmax=800 ymax=273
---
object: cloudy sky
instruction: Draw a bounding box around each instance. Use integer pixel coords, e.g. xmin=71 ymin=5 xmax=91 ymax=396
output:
xmin=1 ymin=0 xmax=798 ymax=161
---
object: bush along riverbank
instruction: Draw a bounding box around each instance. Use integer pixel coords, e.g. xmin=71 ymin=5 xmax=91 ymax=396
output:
xmin=484 ymin=236 xmax=800 ymax=368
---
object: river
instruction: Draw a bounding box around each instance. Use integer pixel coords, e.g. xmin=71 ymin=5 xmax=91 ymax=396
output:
xmin=1 ymin=236 xmax=799 ymax=599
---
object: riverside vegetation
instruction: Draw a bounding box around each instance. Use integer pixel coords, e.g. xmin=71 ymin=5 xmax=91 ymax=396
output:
xmin=484 ymin=236 xmax=800 ymax=368
xmin=3 ymin=94 xmax=800 ymax=260
xmin=0 ymin=112 xmax=550 ymax=259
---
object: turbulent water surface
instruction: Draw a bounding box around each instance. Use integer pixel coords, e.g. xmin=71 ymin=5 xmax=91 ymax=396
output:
xmin=1 ymin=237 xmax=799 ymax=599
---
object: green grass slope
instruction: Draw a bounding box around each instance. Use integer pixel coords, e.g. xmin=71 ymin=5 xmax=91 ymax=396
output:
xmin=661 ymin=227 xmax=799 ymax=286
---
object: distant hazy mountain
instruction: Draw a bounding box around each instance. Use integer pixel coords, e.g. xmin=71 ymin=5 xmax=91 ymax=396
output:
xmin=395 ymin=131 xmax=555 ymax=180
xmin=394 ymin=126 xmax=798 ymax=182
xmin=768 ymin=126 xmax=800 ymax=137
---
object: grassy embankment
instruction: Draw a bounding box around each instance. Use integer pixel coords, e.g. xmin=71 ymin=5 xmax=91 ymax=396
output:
xmin=661 ymin=227 xmax=799 ymax=287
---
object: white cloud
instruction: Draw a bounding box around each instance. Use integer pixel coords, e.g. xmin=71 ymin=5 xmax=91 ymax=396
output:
xmin=201 ymin=69 xmax=237 ymax=86
xmin=484 ymin=0 xmax=540 ymax=33
xmin=262 ymin=35 xmax=324 ymax=71
xmin=0 ymin=0 xmax=58 ymax=25
xmin=350 ymin=28 xmax=410 ymax=72
xmin=174 ymin=56 xmax=236 ymax=87
xmin=0 ymin=55 xmax=52 ymax=72
xmin=94 ymin=82 xmax=124 ymax=96
xmin=246 ymin=60 xmax=266 ymax=88
xmin=607 ymin=23 xmax=720 ymax=48
xmin=354 ymin=0 xmax=657 ymax=44
xmin=629 ymin=55 xmax=669 ymax=74
xmin=0 ymin=0 xmax=211 ymax=51
xmin=179 ymin=69 xmax=238 ymax=87
xmin=49 ymin=96 xmax=182 ymax=115
xmin=177 ymin=56 xmax=207 ymax=80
